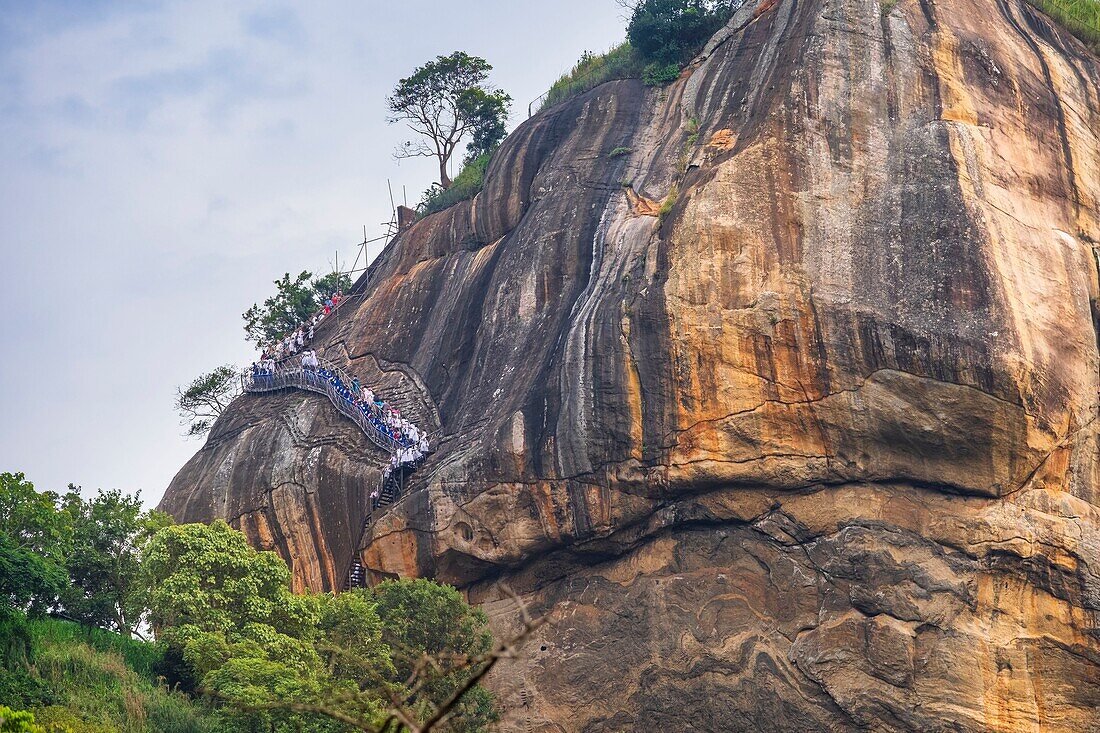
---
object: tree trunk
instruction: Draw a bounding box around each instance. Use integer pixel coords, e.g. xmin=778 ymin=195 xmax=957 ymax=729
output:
xmin=439 ymin=157 xmax=452 ymax=189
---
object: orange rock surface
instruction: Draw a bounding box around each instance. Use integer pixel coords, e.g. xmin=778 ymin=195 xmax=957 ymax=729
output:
xmin=162 ymin=0 xmax=1100 ymax=728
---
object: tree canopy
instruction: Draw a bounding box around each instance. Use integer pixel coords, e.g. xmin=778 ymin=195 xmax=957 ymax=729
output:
xmin=0 ymin=473 xmax=71 ymax=620
xmin=142 ymin=521 xmax=500 ymax=732
xmin=174 ymin=365 xmax=238 ymax=438
xmin=1 ymin=473 xmax=508 ymax=732
xmin=242 ymin=270 xmax=352 ymax=347
xmin=626 ymin=0 xmax=736 ymax=66
xmin=59 ymin=488 xmax=171 ymax=638
xmin=387 ymin=51 xmax=511 ymax=189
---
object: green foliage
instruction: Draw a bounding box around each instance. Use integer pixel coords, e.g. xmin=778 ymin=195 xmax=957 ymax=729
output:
xmin=0 ymin=667 xmax=57 ymax=710
xmin=144 ymin=521 xmax=315 ymax=643
xmin=0 ymin=473 xmax=70 ymax=620
xmin=140 ymin=523 xmax=497 ymax=731
xmin=658 ymin=182 xmax=680 ymax=223
xmin=241 ymin=270 xmax=352 ymax=347
xmin=316 ymin=591 xmax=394 ymax=685
xmin=608 ymin=146 xmax=633 ymax=157
xmin=3 ymin=618 xmax=219 ymax=733
xmin=143 ymin=522 xmax=373 ymax=731
xmin=0 ymin=497 xmax=500 ymax=733
xmin=643 ymin=60 xmax=681 ymax=85
xmin=627 ymin=0 xmax=735 ymax=66
xmin=60 ymin=489 xmax=171 ymax=637
xmin=387 ymin=51 xmax=511 ymax=188
xmin=25 ymin=707 xmax=114 ymax=733
xmin=541 ymin=42 xmax=645 ymax=110
xmin=173 ymin=365 xmax=237 ymax=438
xmin=373 ymin=579 xmax=498 ymax=731
xmin=0 ymin=706 xmax=43 ymax=733
xmin=417 ymin=150 xmax=494 ymax=218
xmin=1025 ymin=0 xmax=1100 ymax=52
xmin=462 ymin=92 xmax=510 ymax=166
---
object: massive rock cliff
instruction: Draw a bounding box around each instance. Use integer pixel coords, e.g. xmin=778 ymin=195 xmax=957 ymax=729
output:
xmin=162 ymin=0 xmax=1100 ymax=728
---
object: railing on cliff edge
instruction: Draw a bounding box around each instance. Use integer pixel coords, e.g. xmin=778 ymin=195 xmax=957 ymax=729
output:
xmin=242 ymin=357 xmax=402 ymax=454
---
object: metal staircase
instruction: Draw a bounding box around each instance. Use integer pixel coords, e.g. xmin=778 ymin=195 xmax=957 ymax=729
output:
xmin=243 ymin=358 xmax=429 ymax=593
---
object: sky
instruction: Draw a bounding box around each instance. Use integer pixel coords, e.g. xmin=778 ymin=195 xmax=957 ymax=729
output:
xmin=0 ymin=0 xmax=627 ymax=507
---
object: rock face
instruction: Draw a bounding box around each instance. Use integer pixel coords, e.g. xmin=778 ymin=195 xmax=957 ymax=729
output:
xmin=161 ymin=0 xmax=1100 ymax=729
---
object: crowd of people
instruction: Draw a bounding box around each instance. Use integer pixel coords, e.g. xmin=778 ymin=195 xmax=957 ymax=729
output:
xmin=260 ymin=292 xmax=343 ymax=363
xmin=247 ymin=290 xmax=432 ymax=485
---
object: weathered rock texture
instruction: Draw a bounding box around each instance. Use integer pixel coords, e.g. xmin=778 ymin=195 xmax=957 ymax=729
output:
xmin=162 ymin=0 xmax=1100 ymax=728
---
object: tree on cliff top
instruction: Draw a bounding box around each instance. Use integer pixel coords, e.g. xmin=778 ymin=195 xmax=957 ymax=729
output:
xmin=174 ymin=364 xmax=238 ymax=438
xmin=242 ymin=270 xmax=352 ymax=347
xmin=387 ymin=51 xmax=511 ymax=189
xmin=624 ymin=0 xmax=738 ymax=66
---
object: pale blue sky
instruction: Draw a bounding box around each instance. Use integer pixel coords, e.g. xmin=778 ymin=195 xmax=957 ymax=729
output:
xmin=0 ymin=1 xmax=627 ymax=505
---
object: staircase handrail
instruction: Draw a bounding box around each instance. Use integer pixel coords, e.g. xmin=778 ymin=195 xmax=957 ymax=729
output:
xmin=241 ymin=357 xmax=402 ymax=455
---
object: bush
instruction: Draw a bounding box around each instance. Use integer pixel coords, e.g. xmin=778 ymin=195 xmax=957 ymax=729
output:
xmin=0 ymin=706 xmax=44 ymax=733
xmin=26 ymin=707 xmax=116 ymax=733
xmin=540 ymin=42 xmax=646 ymax=110
xmin=643 ymin=61 xmax=681 ymax=85
xmin=417 ymin=150 xmax=494 ymax=218
xmin=658 ymin=183 xmax=680 ymax=223
xmin=0 ymin=669 xmax=57 ymax=710
xmin=627 ymin=0 xmax=735 ymax=66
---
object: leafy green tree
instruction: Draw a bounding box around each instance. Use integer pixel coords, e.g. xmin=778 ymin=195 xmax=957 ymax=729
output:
xmin=0 ymin=705 xmax=44 ymax=733
xmin=0 ymin=473 xmax=70 ymax=620
xmin=174 ymin=365 xmax=238 ymax=438
xmin=242 ymin=271 xmax=352 ymax=347
xmin=144 ymin=521 xmax=335 ymax=731
xmin=387 ymin=51 xmax=511 ymax=189
xmin=373 ymin=579 xmax=498 ymax=731
xmin=59 ymin=489 xmax=172 ymax=638
xmin=626 ymin=0 xmax=734 ymax=66
xmin=144 ymin=521 xmax=317 ymax=641
xmin=317 ymin=591 xmax=395 ymax=687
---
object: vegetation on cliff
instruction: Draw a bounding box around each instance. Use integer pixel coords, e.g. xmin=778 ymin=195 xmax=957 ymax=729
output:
xmin=387 ymin=51 xmax=511 ymax=191
xmin=1029 ymin=0 xmax=1100 ymax=51
xmin=242 ymin=271 xmax=352 ymax=347
xmin=416 ymin=151 xmax=494 ymax=218
xmin=541 ymin=1 xmax=738 ymax=110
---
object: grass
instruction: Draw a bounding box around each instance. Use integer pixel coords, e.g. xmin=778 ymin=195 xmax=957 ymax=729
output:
xmin=658 ymin=183 xmax=680 ymax=224
xmin=608 ymin=146 xmax=633 ymax=158
xmin=417 ymin=151 xmax=493 ymax=218
xmin=540 ymin=42 xmax=646 ymax=111
xmin=2 ymin=618 xmax=217 ymax=733
xmin=1027 ymin=0 xmax=1100 ymax=52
